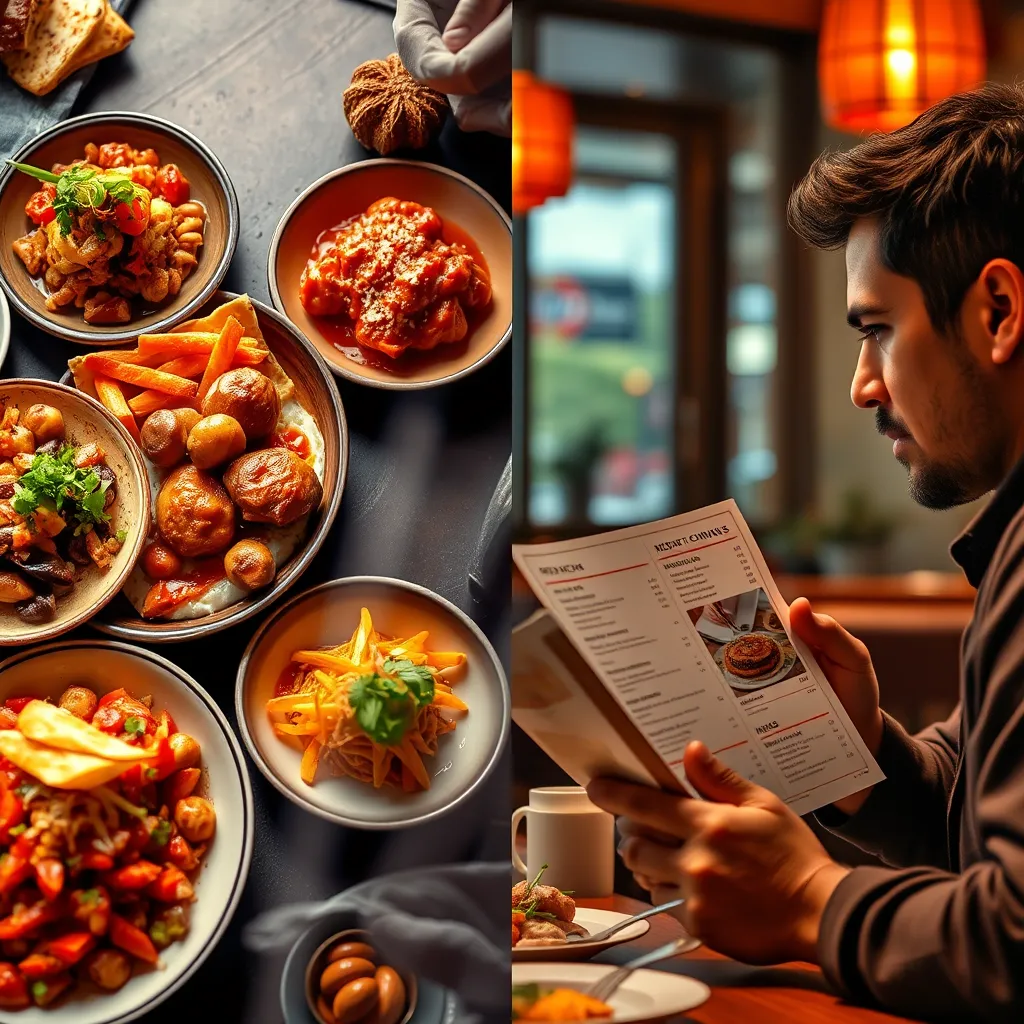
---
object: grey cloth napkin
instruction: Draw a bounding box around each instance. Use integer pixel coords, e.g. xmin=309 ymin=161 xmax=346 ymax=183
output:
xmin=0 ymin=0 xmax=134 ymax=159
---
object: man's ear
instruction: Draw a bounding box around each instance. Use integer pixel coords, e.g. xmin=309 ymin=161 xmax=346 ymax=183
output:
xmin=979 ymin=259 xmax=1024 ymax=365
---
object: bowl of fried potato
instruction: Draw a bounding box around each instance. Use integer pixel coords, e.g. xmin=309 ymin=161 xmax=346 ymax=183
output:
xmin=0 ymin=111 xmax=238 ymax=345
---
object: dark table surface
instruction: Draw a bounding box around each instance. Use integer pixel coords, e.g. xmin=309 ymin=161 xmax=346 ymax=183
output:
xmin=0 ymin=0 xmax=512 ymax=1020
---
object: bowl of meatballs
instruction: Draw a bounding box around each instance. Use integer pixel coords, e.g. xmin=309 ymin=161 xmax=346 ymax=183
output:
xmin=65 ymin=292 xmax=347 ymax=642
xmin=0 ymin=379 xmax=151 ymax=647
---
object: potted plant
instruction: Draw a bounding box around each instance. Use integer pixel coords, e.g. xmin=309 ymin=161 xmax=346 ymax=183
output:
xmin=817 ymin=488 xmax=896 ymax=575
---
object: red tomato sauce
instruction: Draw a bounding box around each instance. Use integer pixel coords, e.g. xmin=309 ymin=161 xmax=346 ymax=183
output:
xmin=141 ymin=559 xmax=226 ymax=619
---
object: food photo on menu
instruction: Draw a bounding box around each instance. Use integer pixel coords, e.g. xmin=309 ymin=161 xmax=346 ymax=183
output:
xmin=0 ymin=0 xmax=512 ymax=1021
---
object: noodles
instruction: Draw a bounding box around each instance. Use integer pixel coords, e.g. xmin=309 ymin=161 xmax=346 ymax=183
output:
xmin=266 ymin=607 xmax=468 ymax=792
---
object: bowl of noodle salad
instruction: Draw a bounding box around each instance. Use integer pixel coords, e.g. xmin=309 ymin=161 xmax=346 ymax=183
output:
xmin=235 ymin=577 xmax=508 ymax=829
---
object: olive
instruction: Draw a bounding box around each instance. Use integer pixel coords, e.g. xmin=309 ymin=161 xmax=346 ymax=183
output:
xmin=332 ymin=977 xmax=378 ymax=1024
xmin=95 ymin=463 xmax=118 ymax=509
xmin=223 ymin=539 xmax=275 ymax=592
xmin=141 ymin=542 xmax=182 ymax=580
xmin=168 ymin=731 xmax=201 ymax=770
xmin=66 ymin=533 xmax=91 ymax=566
xmin=375 ymin=966 xmax=407 ymax=1024
xmin=328 ymin=942 xmax=377 ymax=964
xmin=22 ymin=404 xmax=64 ymax=444
xmin=320 ymin=957 xmax=375 ymax=999
xmin=34 ymin=439 xmax=62 ymax=457
xmin=174 ymin=795 xmax=216 ymax=843
xmin=140 ymin=409 xmax=188 ymax=468
xmin=59 ymin=685 xmax=98 ymax=720
xmin=86 ymin=949 xmax=131 ymax=991
xmin=16 ymin=552 xmax=73 ymax=588
xmin=16 ymin=593 xmax=55 ymax=624
xmin=187 ymin=414 xmax=246 ymax=470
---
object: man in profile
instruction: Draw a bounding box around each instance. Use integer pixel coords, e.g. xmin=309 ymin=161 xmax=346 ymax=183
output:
xmin=587 ymin=83 xmax=1024 ymax=1020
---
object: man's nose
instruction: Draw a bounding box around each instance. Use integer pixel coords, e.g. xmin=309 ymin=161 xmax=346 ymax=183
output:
xmin=850 ymin=343 xmax=888 ymax=409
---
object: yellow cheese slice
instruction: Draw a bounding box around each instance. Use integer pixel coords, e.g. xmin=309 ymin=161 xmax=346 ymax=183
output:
xmin=0 ymin=731 xmax=125 ymax=790
xmin=17 ymin=700 xmax=151 ymax=762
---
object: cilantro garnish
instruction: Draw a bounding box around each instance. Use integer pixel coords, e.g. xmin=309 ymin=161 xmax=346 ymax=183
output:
xmin=7 ymin=824 xmax=26 ymax=837
xmin=123 ymin=716 xmax=145 ymax=738
xmin=12 ymin=446 xmax=111 ymax=534
xmin=115 ymin=528 xmax=127 ymax=544
xmin=348 ymin=658 xmax=435 ymax=745
xmin=79 ymin=888 xmax=100 ymax=905
xmin=30 ymin=981 xmax=47 ymax=1000
xmin=149 ymin=819 xmax=172 ymax=846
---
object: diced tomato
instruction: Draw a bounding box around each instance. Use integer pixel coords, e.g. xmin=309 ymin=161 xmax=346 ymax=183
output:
xmin=34 ymin=859 xmax=63 ymax=901
xmin=166 ymin=834 xmax=201 ymax=871
xmin=24 ymin=185 xmax=55 ymax=226
xmin=157 ymin=709 xmax=177 ymax=738
xmin=113 ymin=193 xmax=150 ymax=236
xmin=0 ymin=962 xmax=28 ymax=1009
xmin=91 ymin=704 xmax=125 ymax=734
xmin=39 ymin=932 xmax=95 ymax=966
xmin=97 ymin=142 xmax=135 ymax=168
xmin=103 ymin=860 xmax=161 ymax=891
xmin=0 ymin=709 xmax=18 ymax=730
xmin=77 ymin=852 xmax=114 ymax=872
xmin=148 ymin=737 xmax=176 ymax=781
xmin=70 ymin=887 xmax=110 ymax=936
xmin=153 ymin=164 xmax=190 ymax=206
xmin=16 ymin=953 xmax=64 ymax=979
xmin=0 ymin=838 xmax=34 ymax=895
xmin=0 ymin=777 xmax=25 ymax=844
xmin=109 ymin=914 xmax=158 ymax=964
xmin=0 ymin=902 xmax=61 ymax=940
xmin=146 ymin=865 xmax=193 ymax=903
xmin=163 ymin=768 xmax=200 ymax=805
xmin=4 ymin=698 xmax=33 ymax=715
xmin=97 ymin=688 xmax=126 ymax=708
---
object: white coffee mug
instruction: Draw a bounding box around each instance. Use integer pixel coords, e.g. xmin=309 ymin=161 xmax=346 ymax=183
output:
xmin=511 ymin=786 xmax=614 ymax=896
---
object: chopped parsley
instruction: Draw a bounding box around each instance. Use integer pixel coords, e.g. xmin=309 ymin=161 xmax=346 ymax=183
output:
xmin=123 ymin=716 xmax=145 ymax=738
xmin=115 ymin=528 xmax=128 ymax=543
xmin=12 ymin=446 xmax=110 ymax=534
xmin=149 ymin=819 xmax=171 ymax=846
xmin=145 ymin=767 xmax=159 ymax=780
xmin=7 ymin=824 xmax=26 ymax=837
xmin=348 ymin=658 xmax=435 ymax=745
xmin=149 ymin=921 xmax=168 ymax=946
xmin=79 ymin=888 xmax=100 ymax=905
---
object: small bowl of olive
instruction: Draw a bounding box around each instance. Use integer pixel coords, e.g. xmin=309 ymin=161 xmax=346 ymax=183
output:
xmin=304 ymin=928 xmax=417 ymax=1024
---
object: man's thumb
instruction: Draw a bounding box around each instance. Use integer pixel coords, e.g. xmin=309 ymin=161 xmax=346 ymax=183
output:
xmin=789 ymin=597 xmax=865 ymax=667
xmin=683 ymin=742 xmax=757 ymax=806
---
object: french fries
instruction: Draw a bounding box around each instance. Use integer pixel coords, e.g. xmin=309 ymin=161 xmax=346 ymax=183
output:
xmin=137 ymin=331 xmax=268 ymax=365
xmin=127 ymin=390 xmax=179 ymax=417
xmin=93 ymin=376 xmax=141 ymax=443
xmin=157 ymin=355 xmax=210 ymax=378
xmin=198 ymin=316 xmax=244 ymax=403
xmin=82 ymin=355 xmax=198 ymax=399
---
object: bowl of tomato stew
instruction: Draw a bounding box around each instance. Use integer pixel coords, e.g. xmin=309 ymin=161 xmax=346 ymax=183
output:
xmin=0 ymin=640 xmax=253 ymax=1022
xmin=268 ymin=159 xmax=512 ymax=390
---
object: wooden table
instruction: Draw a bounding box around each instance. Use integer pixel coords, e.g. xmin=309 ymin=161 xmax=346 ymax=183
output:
xmin=580 ymin=896 xmax=920 ymax=1023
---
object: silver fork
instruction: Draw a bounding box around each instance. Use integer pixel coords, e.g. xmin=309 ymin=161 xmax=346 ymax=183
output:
xmin=566 ymin=897 xmax=685 ymax=943
xmin=587 ymin=935 xmax=702 ymax=1003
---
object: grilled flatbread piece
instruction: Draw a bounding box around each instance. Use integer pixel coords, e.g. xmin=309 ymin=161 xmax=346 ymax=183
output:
xmin=61 ymin=0 xmax=131 ymax=77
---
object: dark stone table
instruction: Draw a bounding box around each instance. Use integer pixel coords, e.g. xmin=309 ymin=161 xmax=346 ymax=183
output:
xmin=0 ymin=0 xmax=511 ymax=1019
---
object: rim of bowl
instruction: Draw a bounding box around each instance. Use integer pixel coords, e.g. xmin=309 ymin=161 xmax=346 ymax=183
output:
xmin=235 ymin=575 xmax=511 ymax=829
xmin=83 ymin=290 xmax=349 ymax=642
xmin=0 ymin=378 xmax=152 ymax=646
xmin=304 ymin=928 xmax=418 ymax=1024
xmin=0 ymin=110 xmax=239 ymax=346
xmin=0 ymin=638 xmax=255 ymax=1024
xmin=0 ymin=288 xmax=9 ymax=368
xmin=267 ymin=158 xmax=512 ymax=391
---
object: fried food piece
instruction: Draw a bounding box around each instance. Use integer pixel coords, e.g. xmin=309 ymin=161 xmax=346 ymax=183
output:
xmin=155 ymin=464 xmax=235 ymax=558
xmin=223 ymin=448 xmax=322 ymax=527
xmin=223 ymin=539 xmax=275 ymax=591
xmin=511 ymin=881 xmax=577 ymax=923
xmin=201 ymin=367 xmax=280 ymax=441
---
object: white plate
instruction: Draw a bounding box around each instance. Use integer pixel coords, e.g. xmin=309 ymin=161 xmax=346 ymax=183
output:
xmin=715 ymin=634 xmax=798 ymax=690
xmin=0 ymin=641 xmax=254 ymax=1024
xmin=0 ymin=287 xmax=9 ymax=368
xmin=512 ymin=963 xmax=710 ymax=1022
xmin=236 ymin=576 xmax=509 ymax=829
xmin=513 ymin=908 xmax=654 ymax=963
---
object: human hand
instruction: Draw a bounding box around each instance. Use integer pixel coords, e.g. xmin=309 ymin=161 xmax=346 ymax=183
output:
xmin=588 ymin=742 xmax=850 ymax=966
xmin=789 ymin=597 xmax=882 ymax=813
xmin=394 ymin=0 xmax=512 ymax=136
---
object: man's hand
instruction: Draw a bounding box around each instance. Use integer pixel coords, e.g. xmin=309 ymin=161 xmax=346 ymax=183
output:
xmin=588 ymin=742 xmax=849 ymax=966
xmin=789 ymin=597 xmax=882 ymax=814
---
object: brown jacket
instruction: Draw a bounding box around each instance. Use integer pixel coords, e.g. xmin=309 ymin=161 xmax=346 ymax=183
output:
xmin=818 ymin=458 xmax=1024 ymax=1022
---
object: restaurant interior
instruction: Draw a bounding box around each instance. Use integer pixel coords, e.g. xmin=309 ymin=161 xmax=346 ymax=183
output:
xmin=511 ymin=0 xmax=1018 ymax=878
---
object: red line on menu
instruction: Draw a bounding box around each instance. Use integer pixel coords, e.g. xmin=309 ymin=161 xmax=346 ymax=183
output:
xmin=763 ymin=710 xmax=829 ymax=736
xmin=658 ymin=537 xmax=732 ymax=560
xmin=544 ymin=563 xmax=648 ymax=585
xmin=711 ymin=739 xmax=749 ymax=755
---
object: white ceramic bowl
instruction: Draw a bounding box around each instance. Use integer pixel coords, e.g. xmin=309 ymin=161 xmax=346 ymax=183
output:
xmin=0 ymin=641 xmax=254 ymax=1024
xmin=236 ymin=576 xmax=509 ymax=829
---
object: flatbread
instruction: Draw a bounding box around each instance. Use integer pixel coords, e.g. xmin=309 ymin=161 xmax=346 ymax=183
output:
xmin=1 ymin=0 xmax=104 ymax=95
xmin=62 ymin=0 xmax=131 ymax=77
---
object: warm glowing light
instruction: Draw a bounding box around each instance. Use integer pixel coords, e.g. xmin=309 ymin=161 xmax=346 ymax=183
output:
xmin=622 ymin=367 xmax=654 ymax=398
xmin=512 ymin=71 xmax=573 ymax=215
xmin=819 ymin=0 xmax=986 ymax=133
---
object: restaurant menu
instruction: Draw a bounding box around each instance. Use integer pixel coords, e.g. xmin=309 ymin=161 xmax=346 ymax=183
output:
xmin=512 ymin=500 xmax=884 ymax=816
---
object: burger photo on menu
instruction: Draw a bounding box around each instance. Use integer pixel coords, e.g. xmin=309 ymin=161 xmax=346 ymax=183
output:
xmin=689 ymin=587 xmax=805 ymax=694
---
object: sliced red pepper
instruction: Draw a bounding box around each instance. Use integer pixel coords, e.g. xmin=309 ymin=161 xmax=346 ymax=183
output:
xmin=34 ymin=859 xmax=63 ymax=902
xmin=0 ymin=962 xmax=29 ymax=1009
xmin=39 ymin=932 xmax=95 ymax=966
xmin=147 ymin=736 xmax=176 ymax=781
xmin=0 ymin=837 xmax=35 ymax=895
xmin=0 ymin=902 xmax=61 ymax=940
xmin=166 ymin=833 xmax=200 ymax=871
xmin=97 ymin=688 xmax=128 ymax=709
xmin=109 ymin=914 xmax=159 ymax=964
xmin=70 ymin=887 xmax=111 ymax=936
xmin=146 ymin=865 xmax=194 ymax=903
xmin=16 ymin=953 xmax=64 ymax=979
xmin=77 ymin=851 xmax=114 ymax=872
xmin=4 ymin=698 xmax=34 ymax=715
xmin=103 ymin=860 xmax=162 ymax=891
xmin=0 ymin=776 xmax=25 ymax=844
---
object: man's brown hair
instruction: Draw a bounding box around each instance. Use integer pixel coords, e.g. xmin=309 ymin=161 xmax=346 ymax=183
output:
xmin=788 ymin=82 xmax=1024 ymax=332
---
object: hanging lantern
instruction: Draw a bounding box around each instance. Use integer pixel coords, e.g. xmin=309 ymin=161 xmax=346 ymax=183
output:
xmin=819 ymin=0 xmax=986 ymax=133
xmin=512 ymin=70 xmax=573 ymax=215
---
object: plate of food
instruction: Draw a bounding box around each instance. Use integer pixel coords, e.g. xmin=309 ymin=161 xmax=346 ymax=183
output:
xmin=512 ymin=869 xmax=652 ymax=964
xmin=268 ymin=158 xmax=512 ymax=390
xmin=511 ymin=964 xmax=710 ymax=1022
xmin=714 ymin=633 xmax=797 ymax=690
xmin=236 ymin=576 xmax=509 ymax=829
xmin=0 ymin=639 xmax=253 ymax=1021
xmin=0 ymin=111 xmax=237 ymax=344
xmin=63 ymin=291 xmax=346 ymax=641
xmin=0 ymin=378 xmax=150 ymax=646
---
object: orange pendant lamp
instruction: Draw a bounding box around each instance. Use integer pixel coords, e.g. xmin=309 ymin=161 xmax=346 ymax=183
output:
xmin=512 ymin=70 xmax=573 ymax=215
xmin=819 ymin=0 xmax=986 ymax=133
